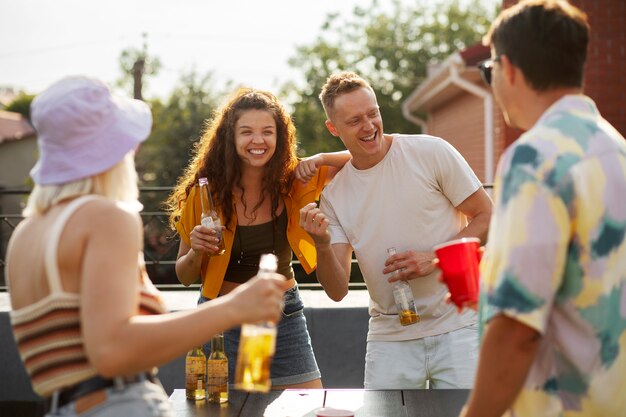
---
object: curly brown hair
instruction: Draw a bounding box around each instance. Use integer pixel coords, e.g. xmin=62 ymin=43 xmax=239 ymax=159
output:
xmin=166 ymin=88 xmax=298 ymax=230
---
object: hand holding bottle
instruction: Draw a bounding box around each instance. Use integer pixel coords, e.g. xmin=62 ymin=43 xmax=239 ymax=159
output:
xmin=197 ymin=177 xmax=226 ymax=256
xmin=383 ymin=248 xmax=437 ymax=281
xmin=386 ymin=247 xmax=420 ymax=326
xmin=189 ymin=224 xmax=224 ymax=256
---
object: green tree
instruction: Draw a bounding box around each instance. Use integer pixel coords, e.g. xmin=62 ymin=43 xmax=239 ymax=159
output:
xmin=5 ymin=93 xmax=35 ymax=120
xmin=135 ymin=70 xmax=221 ymax=197
xmin=117 ymin=34 xmax=162 ymax=100
xmin=135 ymin=71 xmax=224 ymax=284
xmin=283 ymin=0 xmax=496 ymax=155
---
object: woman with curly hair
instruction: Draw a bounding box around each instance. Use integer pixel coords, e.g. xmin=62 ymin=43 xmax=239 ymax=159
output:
xmin=166 ymin=87 xmax=350 ymax=389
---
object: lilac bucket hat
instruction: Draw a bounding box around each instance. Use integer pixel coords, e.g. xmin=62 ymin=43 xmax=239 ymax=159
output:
xmin=30 ymin=76 xmax=152 ymax=185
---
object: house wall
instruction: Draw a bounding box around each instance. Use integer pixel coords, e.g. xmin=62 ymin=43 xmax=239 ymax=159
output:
xmin=580 ymin=0 xmax=626 ymax=137
xmin=411 ymin=0 xmax=623 ymax=187
xmin=427 ymin=91 xmax=506 ymax=184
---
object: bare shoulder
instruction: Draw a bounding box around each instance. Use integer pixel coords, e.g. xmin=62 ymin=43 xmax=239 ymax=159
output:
xmin=74 ymin=197 xmax=142 ymax=236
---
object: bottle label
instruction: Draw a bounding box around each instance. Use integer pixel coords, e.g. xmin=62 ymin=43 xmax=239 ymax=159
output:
xmin=207 ymin=359 xmax=228 ymax=392
xmin=186 ymin=357 xmax=205 ymax=385
xmin=202 ymin=216 xmax=216 ymax=229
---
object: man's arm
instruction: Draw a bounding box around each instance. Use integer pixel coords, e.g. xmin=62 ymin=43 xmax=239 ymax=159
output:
xmin=454 ymin=187 xmax=493 ymax=244
xmin=461 ymin=314 xmax=541 ymax=417
xmin=384 ymin=187 xmax=493 ymax=282
xmin=295 ymin=151 xmax=351 ymax=184
xmin=300 ymin=202 xmax=353 ymax=301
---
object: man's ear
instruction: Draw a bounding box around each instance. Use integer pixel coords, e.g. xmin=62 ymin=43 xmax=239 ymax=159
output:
xmin=325 ymin=119 xmax=339 ymax=137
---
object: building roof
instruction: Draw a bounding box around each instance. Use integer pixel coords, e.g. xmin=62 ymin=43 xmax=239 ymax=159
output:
xmin=0 ymin=110 xmax=35 ymax=144
xmin=402 ymin=43 xmax=490 ymax=115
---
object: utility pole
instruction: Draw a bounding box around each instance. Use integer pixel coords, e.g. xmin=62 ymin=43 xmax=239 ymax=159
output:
xmin=132 ymin=33 xmax=148 ymax=101
xmin=132 ymin=57 xmax=145 ymax=101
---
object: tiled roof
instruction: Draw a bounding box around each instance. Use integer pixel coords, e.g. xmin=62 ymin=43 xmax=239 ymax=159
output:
xmin=0 ymin=110 xmax=35 ymax=144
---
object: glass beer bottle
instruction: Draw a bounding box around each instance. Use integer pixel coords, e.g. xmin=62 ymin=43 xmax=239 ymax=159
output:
xmin=387 ymin=247 xmax=420 ymax=326
xmin=198 ymin=177 xmax=225 ymax=255
xmin=234 ymin=253 xmax=278 ymax=393
xmin=207 ymin=333 xmax=228 ymax=404
xmin=185 ymin=346 xmax=206 ymax=400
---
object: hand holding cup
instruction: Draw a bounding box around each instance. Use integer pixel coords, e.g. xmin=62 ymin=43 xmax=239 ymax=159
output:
xmin=433 ymin=238 xmax=481 ymax=311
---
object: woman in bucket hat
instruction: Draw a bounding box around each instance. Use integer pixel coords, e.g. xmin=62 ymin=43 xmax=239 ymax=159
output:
xmin=5 ymin=76 xmax=290 ymax=416
xmin=166 ymin=87 xmax=350 ymax=389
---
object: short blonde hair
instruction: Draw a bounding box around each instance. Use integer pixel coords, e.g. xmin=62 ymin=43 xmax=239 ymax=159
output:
xmin=319 ymin=71 xmax=374 ymax=118
xmin=23 ymin=152 xmax=141 ymax=217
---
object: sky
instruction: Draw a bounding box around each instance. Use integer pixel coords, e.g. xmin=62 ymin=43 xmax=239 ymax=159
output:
xmin=0 ymin=0 xmax=372 ymax=100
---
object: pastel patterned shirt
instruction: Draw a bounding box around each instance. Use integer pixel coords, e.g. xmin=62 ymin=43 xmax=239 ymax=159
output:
xmin=480 ymin=95 xmax=626 ymax=417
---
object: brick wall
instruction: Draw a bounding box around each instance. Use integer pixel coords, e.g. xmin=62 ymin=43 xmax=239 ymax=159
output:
xmin=503 ymin=0 xmax=626 ymax=136
xmin=428 ymin=91 xmax=506 ymax=183
xmin=422 ymin=0 xmax=623 ymax=182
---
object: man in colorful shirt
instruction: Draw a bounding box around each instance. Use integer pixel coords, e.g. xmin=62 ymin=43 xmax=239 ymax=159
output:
xmin=462 ymin=1 xmax=626 ymax=416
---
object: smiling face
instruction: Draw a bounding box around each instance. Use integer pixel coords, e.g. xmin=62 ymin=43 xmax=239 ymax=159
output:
xmin=325 ymin=87 xmax=385 ymax=169
xmin=234 ymin=109 xmax=277 ymax=170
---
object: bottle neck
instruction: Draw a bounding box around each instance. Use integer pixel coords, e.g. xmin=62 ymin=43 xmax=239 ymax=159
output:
xmin=211 ymin=335 xmax=224 ymax=352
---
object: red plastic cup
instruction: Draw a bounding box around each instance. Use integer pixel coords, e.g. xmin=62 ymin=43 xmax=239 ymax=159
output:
xmin=433 ymin=237 xmax=481 ymax=308
xmin=315 ymin=408 xmax=355 ymax=417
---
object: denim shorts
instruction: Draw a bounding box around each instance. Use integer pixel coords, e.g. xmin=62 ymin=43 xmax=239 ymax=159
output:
xmin=198 ymin=285 xmax=321 ymax=386
xmin=47 ymin=379 xmax=173 ymax=417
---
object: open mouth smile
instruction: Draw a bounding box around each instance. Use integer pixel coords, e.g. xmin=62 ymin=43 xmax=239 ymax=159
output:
xmin=360 ymin=131 xmax=377 ymax=142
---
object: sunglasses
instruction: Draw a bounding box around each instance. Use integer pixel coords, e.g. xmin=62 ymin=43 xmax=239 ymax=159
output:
xmin=478 ymin=58 xmax=500 ymax=86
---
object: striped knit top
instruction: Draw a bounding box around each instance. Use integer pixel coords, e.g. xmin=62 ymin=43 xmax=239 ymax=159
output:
xmin=8 ymin=196 xmax=168 ymax=397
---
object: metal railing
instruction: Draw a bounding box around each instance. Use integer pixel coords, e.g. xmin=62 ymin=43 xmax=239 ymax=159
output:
xmin=1 ymin=184 xmax=493 ymax=292
xmin=0 ymin=187 xmax=365 ymax=292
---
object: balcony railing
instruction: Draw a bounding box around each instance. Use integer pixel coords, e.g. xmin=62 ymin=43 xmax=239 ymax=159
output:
xmin=1 ymin=184 xmax=492 ymax=292
xmin=0 ymin=187 xmax=367 ymax=292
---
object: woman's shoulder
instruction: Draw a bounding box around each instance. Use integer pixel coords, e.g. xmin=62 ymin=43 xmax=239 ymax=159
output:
xmin=74 ymin=197 xmax=142 ymax=235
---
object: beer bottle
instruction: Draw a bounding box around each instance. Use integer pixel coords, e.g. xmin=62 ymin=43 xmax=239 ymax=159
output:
xmin=234 ymin=253 xmax=279 ymax=392
xmin=207 ymin=333 xmax=228 ymax=404
xmin=198 ymin=177 xmax=225 ymax=255
xmin=387 ymin=247 xmax=420 ymax=326
xmin=185 ymin=346 xmax=206 ymax=400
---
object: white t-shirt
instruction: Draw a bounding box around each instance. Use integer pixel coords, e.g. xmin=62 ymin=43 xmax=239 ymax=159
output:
xmin=321 ymin=134 xmax=480 ymax=341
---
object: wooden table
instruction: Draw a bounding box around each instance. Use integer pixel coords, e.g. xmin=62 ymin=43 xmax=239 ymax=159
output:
xmin=169 ymin=388 xmax=469 ymax=417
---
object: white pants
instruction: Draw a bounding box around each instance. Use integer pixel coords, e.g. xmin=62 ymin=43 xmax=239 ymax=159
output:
xmin=364 ymin=324 xmax=479 ymax=389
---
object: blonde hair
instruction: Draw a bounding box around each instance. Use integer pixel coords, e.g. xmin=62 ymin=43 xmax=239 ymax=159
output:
xmin=319 ymin=71 xmax=374 ymax=118
xmin=23 ymin=152 xmax=142 ymax=217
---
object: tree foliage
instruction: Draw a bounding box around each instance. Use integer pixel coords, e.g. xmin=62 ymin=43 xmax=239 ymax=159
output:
xmin=5 ymin=93 xmax=35 ymax=120
xmin=116 ymin=34 xmax=162 ymax=99
xmin=283 ymin=0 xmax=495 ymax=155
xmin=136 ymin=71 xmax=221 ymax=194
xmin=134 ymin=71 xmax=222 ymax=285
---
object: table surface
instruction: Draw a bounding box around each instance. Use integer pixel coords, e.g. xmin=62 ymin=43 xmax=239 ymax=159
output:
xmin=169 ymin=388 xmax=469 ymax=417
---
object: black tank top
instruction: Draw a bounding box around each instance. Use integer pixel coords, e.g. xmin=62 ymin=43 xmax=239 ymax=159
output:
xmin=224 ymin=208 xmax=294 ymax=283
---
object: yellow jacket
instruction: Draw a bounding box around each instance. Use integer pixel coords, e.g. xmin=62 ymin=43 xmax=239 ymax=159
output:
xmin=175 ymin=166 xmax=329 ymax=299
